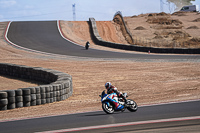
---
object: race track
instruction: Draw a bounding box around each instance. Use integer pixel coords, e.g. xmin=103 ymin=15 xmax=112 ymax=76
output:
xmin=6 ymin=21 xmax=200 ymax=60
xmin=0 ymin=100 xmax=199 ymax=132
xmin=2 ymin=21 xmax=200 ymax=132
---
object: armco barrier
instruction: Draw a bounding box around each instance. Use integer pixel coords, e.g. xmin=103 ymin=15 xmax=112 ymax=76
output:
xmin=89 ymin=15 xmax=200 ymax=54
xmin=0 ymin=63 xmax=73 ymax=111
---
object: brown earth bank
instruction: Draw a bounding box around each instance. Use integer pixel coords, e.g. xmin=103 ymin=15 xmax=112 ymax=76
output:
xmin=123 ymin=12 xmax=200 ymax=48
xmin=0 ymin=12 xmax=200 ymax=121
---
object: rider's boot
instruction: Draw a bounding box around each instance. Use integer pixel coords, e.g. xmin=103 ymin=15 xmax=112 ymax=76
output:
xmin=123 ymin=96 xmax=128 ymax=104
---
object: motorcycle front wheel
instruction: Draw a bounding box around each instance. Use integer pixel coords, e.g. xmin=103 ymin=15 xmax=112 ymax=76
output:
xmin=127 ymin=99 xmax=138 ymax=112
xmin=102 ymin=102 xmax=114 ymax=114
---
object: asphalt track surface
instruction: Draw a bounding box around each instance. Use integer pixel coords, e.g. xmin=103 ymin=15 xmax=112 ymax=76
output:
xmin=0 ymin=100 xmax=199 ymax=133
xmin=6 ymin=21 xmax=200 ymax=60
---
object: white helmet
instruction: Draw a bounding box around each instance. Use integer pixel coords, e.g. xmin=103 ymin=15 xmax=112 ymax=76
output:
xmin=105 ymin=82 xmax=112 ymax=89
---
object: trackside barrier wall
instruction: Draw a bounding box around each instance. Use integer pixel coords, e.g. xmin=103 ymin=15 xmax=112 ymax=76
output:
xmin=89 ymin=16 xmax=200 ymax=54
xmin=113 ymin=11 xmax=134 ymax=44
xmin=0 ymin=63 xmax=73 ymax=111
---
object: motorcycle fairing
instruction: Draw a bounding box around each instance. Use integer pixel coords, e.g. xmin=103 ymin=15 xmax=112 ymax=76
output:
xmin=106 ymin=93 xmax=124 ymax=110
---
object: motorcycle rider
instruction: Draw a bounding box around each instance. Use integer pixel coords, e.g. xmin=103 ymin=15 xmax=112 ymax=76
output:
xmin=105 ymin=82 xmax=128 ymax=110
xmin=85 ymin=41 xmax=90 ymax=50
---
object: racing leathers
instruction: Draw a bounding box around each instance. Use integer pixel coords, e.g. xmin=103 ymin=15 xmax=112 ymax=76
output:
xmin=107 ymin=85 xmax=127 ymax=110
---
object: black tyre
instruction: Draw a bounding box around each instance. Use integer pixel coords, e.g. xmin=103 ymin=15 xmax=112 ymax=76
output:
xmin=50 ymin=98 xmax=54 ymax=103
xmin=23 ymin=102 xmax=30 ymax=107
xmin=35 ymin=87 xmax=40 ymax=94
xmin=31 ymin=94 xmax=36 ymax=101
xmin=23 ymin=95 xmax=31 ymax=102
xmin=31 ymin=100 xmax=37 ymax=106
xmin=53 ymin=97 xmax=56 ymax=102
xmin=15 ymin=89 xmax=22 ymax=96
xmin=8 ymin=97 xmax=15 ymax=103
xmin=46 ymin=98 xmax=50 ymax=103
xmin=22 ymin=88 xmax=31 ymax=95
xmin=0 ymin=105 xmax=7 ymax=110
xmin=7 ymin=103 xmax=16 ymax=109
xmin=6 ymin=90 xmax=15 ymax=97
xmin=16 ymin=96 xmax=23 ymax=102
xmin=127 ymin=99 xmax=138 ymax=112
xmin=0 ymin=92 xmax=7 ymax=99
xmin=41 ymin=99 xmax=46 ymax=104
xmin=56 ymin=91 xmax=60 ymax=97
xmin=0 ymin=99 xmax=8 ymax=106
xmin=45 ymin=86 xmax=50 ymax=93
xmin=36 ymin=99 xmax=41 ymax=105
xmin=36 ymin=94 xmax=41 ymax=99
xmin=41 ymin=93 xmax=46 ymax=99
xmin=40 ymin=86 xmax=46 ymax=93
xmin=53 ymin=92 xmax=56 ymax=97
xmin=16 ymin=102 xmax=23 ymax=108
xmin=46 ymin=93 xmax=50 ymax=98
xmin=102 ymin=102 xmax=114 ymax=114
xmin=29 ymin=87 xmax=36 ymax=94
xmin=50 ymin=92 xmax=53 ymax=98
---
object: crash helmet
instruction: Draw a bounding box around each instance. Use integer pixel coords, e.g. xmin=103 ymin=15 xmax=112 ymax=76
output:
xmin=105 ymin=82 xmax=112 ymax=89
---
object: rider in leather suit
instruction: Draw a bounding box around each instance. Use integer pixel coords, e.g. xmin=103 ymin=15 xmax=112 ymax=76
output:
xmin=105 ymin=82 xmax=128 ymax=110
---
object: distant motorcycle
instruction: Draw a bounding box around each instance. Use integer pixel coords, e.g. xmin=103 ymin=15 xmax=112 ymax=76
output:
xmin=99 ymin=90 xmax=138 ymax=114
xmin=85 ymin=41 xmax=90 ymax=50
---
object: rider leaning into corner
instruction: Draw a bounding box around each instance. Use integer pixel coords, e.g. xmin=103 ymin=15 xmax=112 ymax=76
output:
xmin=105 ymin=82 xmax=128 ymax=110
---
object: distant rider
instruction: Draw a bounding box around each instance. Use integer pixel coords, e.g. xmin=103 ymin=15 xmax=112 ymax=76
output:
xmin=105 ymin=82 xmax=128 ymax=110
xmin=85 ymin=41 xmax=90 ymax=50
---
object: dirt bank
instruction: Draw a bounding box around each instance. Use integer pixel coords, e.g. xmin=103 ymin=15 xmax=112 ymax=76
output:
xmin=124 ymin=12 xmax=200 ymax=48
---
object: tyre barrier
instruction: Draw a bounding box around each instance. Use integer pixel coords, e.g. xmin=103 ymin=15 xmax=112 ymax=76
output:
xmin=0 ymin=63 xmax=73 ymax=111
xmin=89 ymin=14 xmax=200 ymax=54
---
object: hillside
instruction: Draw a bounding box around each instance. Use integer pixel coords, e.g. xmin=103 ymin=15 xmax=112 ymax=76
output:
xmin=61 ymin=12 xmax=200 ymax=49
xmin=124 ymin=12 xmax=200 ymax=48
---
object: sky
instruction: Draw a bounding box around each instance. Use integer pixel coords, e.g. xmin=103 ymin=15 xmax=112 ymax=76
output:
xmin=0 ymin=0 xmax=200 ymax=22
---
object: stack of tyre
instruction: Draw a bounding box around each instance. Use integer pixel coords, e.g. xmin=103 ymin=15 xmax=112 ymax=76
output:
xmin=0 ymin=84 xmax=70 ymax=110
xmin=0 ymin=92 xmax=8 ymax=110
xmin=0 ymin=63 xmax=73 ymax=111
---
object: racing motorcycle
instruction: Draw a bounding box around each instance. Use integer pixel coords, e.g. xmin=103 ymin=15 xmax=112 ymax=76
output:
xmin=99 ymin=90 xmax=138 ymax=114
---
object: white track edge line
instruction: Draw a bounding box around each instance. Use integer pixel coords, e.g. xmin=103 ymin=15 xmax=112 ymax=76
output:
xmin=35 ymin=115 xmax=200 ymax=133
xmin=57 ymin=20 xmax=84 ymax=47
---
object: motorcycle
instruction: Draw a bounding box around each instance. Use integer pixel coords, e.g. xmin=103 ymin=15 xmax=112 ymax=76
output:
xmin=99 ymin=90 xmax=138 ymax=114
xmin=85 ymin=41 xmax=90 ymax=50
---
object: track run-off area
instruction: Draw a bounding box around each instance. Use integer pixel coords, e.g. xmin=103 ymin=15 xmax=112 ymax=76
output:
xmin=1 ymin=21 xmax=200 ymax=132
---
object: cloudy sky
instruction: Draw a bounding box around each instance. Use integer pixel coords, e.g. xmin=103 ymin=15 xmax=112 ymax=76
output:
xmin=0 ymin=0 xmax=199 ymax=22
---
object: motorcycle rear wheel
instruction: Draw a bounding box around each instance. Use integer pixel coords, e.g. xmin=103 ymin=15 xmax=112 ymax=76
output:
xmin=127 ymin=99 xmax=138 ymax=112
xmin=102 ymin=102 xmax=114 ymax=114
